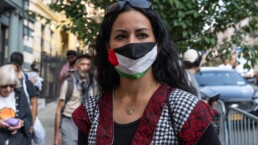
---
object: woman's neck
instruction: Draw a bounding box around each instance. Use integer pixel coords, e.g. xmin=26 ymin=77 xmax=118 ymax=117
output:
xmin=116 ymin=70 xmax=160 ymax=100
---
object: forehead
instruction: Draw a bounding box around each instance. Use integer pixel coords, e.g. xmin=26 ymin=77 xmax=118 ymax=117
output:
xmin=112 ymin=10 xmax=152 ymax=31
xmin=78 ymin=58 xmax=91 ymax=63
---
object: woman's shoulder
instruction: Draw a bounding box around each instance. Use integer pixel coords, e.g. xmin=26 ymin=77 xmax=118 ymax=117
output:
xmin=168 ymin=88 xmax=200 ymax=105
xmin=167 ymin=88 xmax=200 ymax=120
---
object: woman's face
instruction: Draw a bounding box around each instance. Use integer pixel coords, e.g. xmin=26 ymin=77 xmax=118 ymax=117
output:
xmin=0 ymin=65 xmax=17 ymax=97
xmin=0 ymin=84 xmax=15 ymax=97
xmin=109 ymin=10 xmax=156 ymax=49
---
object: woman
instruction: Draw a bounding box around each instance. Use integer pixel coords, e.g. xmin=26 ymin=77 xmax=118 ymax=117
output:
xmin=72 ymin=1 xmax=221 ymax=145
xmin=0 ymin=65 xmax=32 ymax=145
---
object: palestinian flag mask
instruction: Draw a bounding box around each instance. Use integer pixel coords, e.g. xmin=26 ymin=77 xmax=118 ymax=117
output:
xmin=108 ymin=42 xmax=158 ymax=79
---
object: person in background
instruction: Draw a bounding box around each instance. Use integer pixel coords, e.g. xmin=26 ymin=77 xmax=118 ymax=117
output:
xmin=59 ymin=50 xmax=77 ymax=84
xmin=183 ymin=49 xmax=202 ymax=99
xmin=218 ymin=59 xmax=232 ymax=69
xmin=10 ymin=52 xmax=28 ymax=79
xmin=183 ymin=49 xmax=221 ymax=135
xmin=28 ymin=62 xmax=44 ymax=93
xmin=72 ymin=1 xmax=220 ymax=145
xmin=0 ymin=65 xmax=32 ymax=145
xmin=232 ymin=60 xmax=244 ymax=75
xmin=54 ymin=54 xmax=92 ymax=145
xmin=9 ymin=52 xmax=46 ymax=145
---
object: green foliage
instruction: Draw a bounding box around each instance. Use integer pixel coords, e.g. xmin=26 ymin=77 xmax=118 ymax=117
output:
xmin=47 ymin=0 xmax=258 ymax=67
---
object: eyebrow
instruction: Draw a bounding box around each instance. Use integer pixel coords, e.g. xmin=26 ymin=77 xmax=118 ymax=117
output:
xmin=113 ymin=28 xmax=149 ymax=33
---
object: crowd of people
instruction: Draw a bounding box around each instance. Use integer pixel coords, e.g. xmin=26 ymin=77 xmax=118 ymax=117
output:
xmin=1 ymin=1 xmax=222 ymax=145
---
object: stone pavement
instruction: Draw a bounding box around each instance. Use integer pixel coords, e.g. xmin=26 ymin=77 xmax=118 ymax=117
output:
xmin=35 ymin=100 xmax=57 ymax=145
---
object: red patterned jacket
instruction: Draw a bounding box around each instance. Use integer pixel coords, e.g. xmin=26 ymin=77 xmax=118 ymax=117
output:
xmin=72 ymin=84 xmax=216 ymax=145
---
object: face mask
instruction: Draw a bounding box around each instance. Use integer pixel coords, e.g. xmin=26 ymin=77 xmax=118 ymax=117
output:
xmin=108 ymin=42 xmax=157 ymax=79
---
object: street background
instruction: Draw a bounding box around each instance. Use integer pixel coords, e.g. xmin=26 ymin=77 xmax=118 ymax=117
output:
xmin=36 ymin=99 xmax=57 ymax=145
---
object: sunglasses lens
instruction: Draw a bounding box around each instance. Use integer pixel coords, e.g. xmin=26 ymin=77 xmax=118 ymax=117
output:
xmin=130 ymin=0 xmax=151 ymax=8
xmin=1 ymin=84 xmax=15 ymax=89
xmin=105 ymin=0 xmax=151 ymax=15
xmin=106 ymin=1 xmax=126 ymax=15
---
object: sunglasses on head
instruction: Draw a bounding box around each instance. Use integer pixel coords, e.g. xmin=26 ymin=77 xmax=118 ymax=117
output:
xmin=105 ymin=0 xmax=152 ymax=15
xmin=1 ymin=84 xmax=16 ymax=89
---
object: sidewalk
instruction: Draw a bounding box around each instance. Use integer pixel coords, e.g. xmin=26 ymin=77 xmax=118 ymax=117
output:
xmin=37 ymin=101 xmax=57 ymax=145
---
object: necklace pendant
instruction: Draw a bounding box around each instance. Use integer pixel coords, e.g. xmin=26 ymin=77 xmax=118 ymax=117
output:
xmin=128 ymin=108 xmax=134 ymax=115
xmin=127 ymin=105 xmax=134 ymax=115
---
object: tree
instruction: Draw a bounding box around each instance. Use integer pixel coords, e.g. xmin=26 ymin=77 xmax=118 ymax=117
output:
xmin=47 ymin=0 xmax=258 ymax=66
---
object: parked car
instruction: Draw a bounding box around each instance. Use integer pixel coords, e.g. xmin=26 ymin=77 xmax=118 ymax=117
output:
xmin=195 ymin=67 xmax=258 ymax=114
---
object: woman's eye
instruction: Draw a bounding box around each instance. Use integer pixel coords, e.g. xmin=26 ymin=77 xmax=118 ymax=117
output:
xmin=115 ymin=34 xmax=126 ymax=40
xmin=138 ymin=33 xmax=148 ymax=39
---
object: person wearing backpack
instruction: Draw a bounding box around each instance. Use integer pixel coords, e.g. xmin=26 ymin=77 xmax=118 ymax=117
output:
xmin=54 ymin=54 xmax=92 ymax=145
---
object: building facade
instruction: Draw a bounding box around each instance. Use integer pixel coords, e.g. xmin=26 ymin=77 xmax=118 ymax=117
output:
xmin=0 ymin=0 xmax=79 ymax=69
xmin=28 ymin=0 xmax=79 ymax=100
xmin=27 ymin=0 xmax=79 ymax=69
xmin=0 ymin=0 xmax=28 ymax=65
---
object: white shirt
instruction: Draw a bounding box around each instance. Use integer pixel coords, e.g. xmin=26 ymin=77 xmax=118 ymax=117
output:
xmin=218 ymin=64 xmax=232 ymax=69
xmin=0 ymin=92 xmax=16 ymax=118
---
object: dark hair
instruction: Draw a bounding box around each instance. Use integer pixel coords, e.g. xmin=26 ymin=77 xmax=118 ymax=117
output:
xmin=10 ymin=52 xmax=24 ymax=67
xmin=66 ymin=50 xmax=77 ymax=57
xmin=31 ymin=62 xmax=39 ymax=72
xmin=94 ymin=4 xmax=196 ymax=95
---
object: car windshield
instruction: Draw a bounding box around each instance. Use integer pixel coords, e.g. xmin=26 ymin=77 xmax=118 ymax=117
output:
xmin=195 ymin=70 xmax=247 ymax=86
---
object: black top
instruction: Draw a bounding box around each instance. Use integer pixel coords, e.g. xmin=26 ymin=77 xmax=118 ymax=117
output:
xmin=113 ymin=119 xmax=140 ymax=145
xmin=20 ymin=79 xmax=38 ymax=99
xmin=197 ymin=124 xmax=221 ymax=145
xmin=25 ymin=79 xmax=38 ymax=98
xmin=112 ymin=121 xmax=220 ymax=145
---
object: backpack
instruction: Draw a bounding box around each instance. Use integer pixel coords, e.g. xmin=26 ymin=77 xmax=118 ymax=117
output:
xmin=62 ymin=76 xmax=74 ymax=113
xmin=62 ymin=73 xmax=93 ymax=112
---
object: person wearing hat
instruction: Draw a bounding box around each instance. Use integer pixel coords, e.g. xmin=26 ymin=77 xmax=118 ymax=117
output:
xmin=54 ymin=54 xmax=92 ymax=145
xmin=183 ymin=49 xmax=203 ymax=99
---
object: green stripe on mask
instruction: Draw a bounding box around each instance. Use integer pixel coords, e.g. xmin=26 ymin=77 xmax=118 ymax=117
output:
xmin=115 ymin=68 xmax=150 ymax=79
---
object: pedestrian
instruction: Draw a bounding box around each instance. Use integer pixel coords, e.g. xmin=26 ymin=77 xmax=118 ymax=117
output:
xmin=10 ymin=52 xmax=28 ymax=79
xmin=183 ymin=49 xmax=221 ymax=135
xmin=59 ymin=50 xmax=77 ymax=84
xmin=72 ymin=1 xmax=221 ymax=145
xmin=0 ymin=65 xmax=32 ymax=145
xmin=28 ymin=62 xmax=44 ymax=93
xmin=183 ymin=49 xmax=203 ymax=99
xmin=218 ymin=58 xmax=232 ymax=69
xmin=10 ymin=52 xmax=46 ymax=145
xmin=54 ymin=54 xmax=92 ymax=145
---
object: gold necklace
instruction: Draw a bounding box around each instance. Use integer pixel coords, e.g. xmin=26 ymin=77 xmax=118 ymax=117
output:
xmin=113 ymin=90 xmax=135 ymax=116
xmin=127 ymin=104 xmax=134 ymax=115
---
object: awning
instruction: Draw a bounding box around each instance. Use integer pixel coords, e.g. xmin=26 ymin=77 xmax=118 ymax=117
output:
xmin=0 ymin=0 xmax=18 ymax=13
